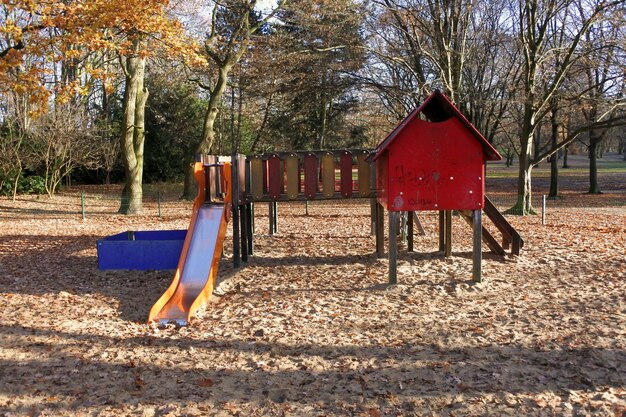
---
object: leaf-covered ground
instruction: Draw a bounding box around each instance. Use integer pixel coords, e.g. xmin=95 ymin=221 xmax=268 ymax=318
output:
xmin=0 ymin=181 xmax=624 ymax=416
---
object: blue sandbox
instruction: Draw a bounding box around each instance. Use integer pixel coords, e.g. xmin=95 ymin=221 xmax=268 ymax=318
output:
xmin=97 ymin=230 xmax=187 ymax=270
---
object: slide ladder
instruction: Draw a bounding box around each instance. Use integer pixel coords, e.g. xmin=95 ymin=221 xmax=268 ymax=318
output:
xmin=459 ymin=195 xmax=524 ymax=256
xmin=148 ymin=161 xmax=231 ymax=326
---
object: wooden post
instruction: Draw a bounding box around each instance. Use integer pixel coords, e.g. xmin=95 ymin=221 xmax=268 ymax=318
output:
xmin=472 ymin=209 xmax=482 ymax=282
xmin=272 ymin=201 xmax=278 ymax=233
xmin=232 ymin=157 xmax=241 ymax=269
xmin=388 ymin=211 xmax=398 ymax=284
xmin=245 ymin=159 xmax=254 ymax=257
xmin=370 ymin=163 xmax=377 ymax=235
xmin=269 ymin=201 xmax=274 ymax=235
xmin=445 ymin=210 xmax=452 ymax=257
xmin=407 ymin=211 xmax=414 ymax=252
xmin=370 ymin=199 xmax=376 ymax=236
xmin=375 ymin=202 xmax=384 ymax=256
xmin=400 ymin=212 xmax=407 ymax=246
xmin=247 ymin=202 xmax=254 ymax=256
xmin=81 ymin=192 xmax=86 ymax=220
xmin=512 ymin=233 xmax=521 ymax=256
xmin=438 ymin=211 xmax=445 ymax=251
xmin=240 ymin=204 xmax=248 ymax=262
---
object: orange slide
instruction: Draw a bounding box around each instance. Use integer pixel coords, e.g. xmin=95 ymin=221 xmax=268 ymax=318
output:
xmin=148 ymin=162 xmax=231 ymax=326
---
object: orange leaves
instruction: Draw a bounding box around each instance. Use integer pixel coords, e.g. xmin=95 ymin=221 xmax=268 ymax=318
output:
xmin=1 ymin=0 xmax=197 ymax=106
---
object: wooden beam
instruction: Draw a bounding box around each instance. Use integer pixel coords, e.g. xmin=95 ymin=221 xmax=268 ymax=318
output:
xmin=483 ymin=196 xmax=525 ymax=254
xmin=472 ymin=209 xmax=482 ymax=282
xmin=268 ymin=201 xmax=274 ymax=235
xmin=272 ymin=201 xmax=278 ymax=234
xmin=407 ymin=211 xmax=414 ymax=252
xmin=232 ymin=158 xmax=241 ymax=268
xmin=438 ymin=211 xmax=445 ymax=252
xmin=246 ymin=203 xmax=254 ymax=256
xmin=370 ymin=199 xmax=376 ymax=236
xmin=413 ymin=212 xmax=426 ymax=236
xmin=445 ymin=210 xmax=452 ymax=257
xmin=388 ymin=211 xmax=398 ymax=284
xmin=459 ymin=210 xmax=505 ymax=256
xmin=375 ymin=202 xmax=384 ymax=257
xmin=240 ymin=204 xmax=248 ymax=262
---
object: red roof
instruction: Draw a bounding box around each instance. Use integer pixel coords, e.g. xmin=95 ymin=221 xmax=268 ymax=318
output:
xmin=370 ymin=91 xmax=501 ymax=161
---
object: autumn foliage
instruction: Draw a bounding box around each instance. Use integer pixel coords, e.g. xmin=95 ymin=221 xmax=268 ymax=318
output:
xmin=0 ymin=0 xmax=197 ymax=109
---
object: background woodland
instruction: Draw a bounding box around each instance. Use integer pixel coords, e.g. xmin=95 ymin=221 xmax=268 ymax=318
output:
xmin=1 ymin=0 xmax=625 ymax=214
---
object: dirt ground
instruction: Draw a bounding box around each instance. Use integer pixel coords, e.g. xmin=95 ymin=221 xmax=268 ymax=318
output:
xmin=0 ymin=164 xmax=625 ymax=416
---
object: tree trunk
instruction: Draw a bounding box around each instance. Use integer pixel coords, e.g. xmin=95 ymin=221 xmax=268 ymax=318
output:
xmin=509 ymin=150 xmax=536 ymax=215
xmin=181 ymin=159 xmax=196 ymax=200
xmin=548 ymin=106 xmax=559 ymax=198
xmin=198 ymin=66 xmax=232 ymax=154
xmin=588 ymin=133 xmax=602 ymax=194
xmin=183 ymin=66 xmax=232 ymax=198
xmin=562 ymin=145 xmax=569 ymax=168
xmin=549 ymin=153 xmax=558 ymax=198
xmin=533 ymin=127 xmax=541 ymax=167
xmin=509 ymin=107 xmax=537 ymax=215
xmin=119 ymin=39 xmax=148 ymax=214
xmin=318 ymin=70 xmax=328 ymax=149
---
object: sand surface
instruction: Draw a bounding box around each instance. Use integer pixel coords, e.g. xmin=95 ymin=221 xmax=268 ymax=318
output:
xmin=0 ymin=190 xmax=624 ymax=416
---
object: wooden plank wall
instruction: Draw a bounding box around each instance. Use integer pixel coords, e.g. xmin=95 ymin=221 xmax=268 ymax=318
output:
xmin=247 ymin=150 xmax=375 ymax=202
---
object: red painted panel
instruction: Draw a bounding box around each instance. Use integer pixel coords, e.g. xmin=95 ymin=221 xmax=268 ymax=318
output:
xmin=304 ymin=153 xmax=318 ymax=199
xmin=268 ymin=155 xmax=282 ymax=199
xmin=339 ymin=151 xmax=353 ymax=198
xmin=386 ymin=117 xmax=484 ymax=211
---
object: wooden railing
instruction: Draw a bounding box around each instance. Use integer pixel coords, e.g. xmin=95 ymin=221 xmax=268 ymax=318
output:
xmin=247 ymin=150 xmax=376 ymax=202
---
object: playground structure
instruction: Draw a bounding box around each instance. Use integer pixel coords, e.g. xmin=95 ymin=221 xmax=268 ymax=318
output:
xmin=148 ymin=158 xmax=232 ymax=326
xmin=148 ymin=91 xmax=523 ymax=325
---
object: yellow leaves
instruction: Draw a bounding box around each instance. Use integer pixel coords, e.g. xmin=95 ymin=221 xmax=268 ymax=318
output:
xmin=55 ymin=81 xmax=89 ymax=105
xmin=63 ymin=48 xmax=82 ymax=60
xmin=1 ymin=20 xmax=24 ymax=40
xmin=1 ymin=0 xmax=199 ymax=107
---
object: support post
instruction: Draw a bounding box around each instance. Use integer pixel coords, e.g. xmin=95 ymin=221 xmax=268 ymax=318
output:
xmin=400 ymin=212 xmax=407 ymax=245
xmin=244 ymin=158 xmax=254 ymax=256
xmin=370 ymin=199 xmax=376 ymax=236
xmin=231 ymin=158 xmax=241 ymax=269
xmin=512 ymin=233 xmax=521 ymax=256
xmin=472 ymin=209 xmax=482 ymax=282
xmin=240 ymin=204 xmax=248 ymax=262
xmin=272 ymin=201 xmax=278 ymax=234
xmin=438 ymin=211 xmax=445 ymax=251
xmin=388 ymin=211 xmax=398 ymax=284
xmin=269 ymin=201 xmax=274 ymax=235
xmin=407 ymin=211 xmax=414 ymax=252
xmin=81 ymin=192 xmax=85 ymax=220
xmin=445 ymin=210 xmax=452 ymax=257
xmin=376 ymin=202 xmax=385 ymax=258
xmin=247 ymin=202 xmax=254 ymax=256
xmin=542 ymin=194 xmax=546 ymax=225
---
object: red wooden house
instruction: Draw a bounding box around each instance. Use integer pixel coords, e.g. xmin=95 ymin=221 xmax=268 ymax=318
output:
xmin=370 ymin=91 xmax=501 ymax=212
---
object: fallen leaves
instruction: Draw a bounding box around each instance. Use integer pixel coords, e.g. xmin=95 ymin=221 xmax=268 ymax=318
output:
xmin=196 ymin=377 xmax=214 ymax=387
xmin=0 ymin=192 xmax=624 ymax=416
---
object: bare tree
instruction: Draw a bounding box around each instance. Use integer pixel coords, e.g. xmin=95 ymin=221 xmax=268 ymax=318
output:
xmin=508 ymin=0 xmax=625 ymax=214
xmin=364 ymin=0 xmax=518 ymax=144
xmin=30 ymin=103 xmax=98 ymax=196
